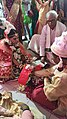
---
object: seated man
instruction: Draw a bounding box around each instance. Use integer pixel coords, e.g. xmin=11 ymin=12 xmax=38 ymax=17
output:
xmin=29 ymin=31 xmax=67 ymax=116
xmin=28 ymin=10 xmax=67 ymax=65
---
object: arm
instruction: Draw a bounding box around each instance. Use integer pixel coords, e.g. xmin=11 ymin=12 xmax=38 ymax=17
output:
xmin=44 ymin=74 xmax=67 ymax=101
xmin=8 ymin=0 xmax=23 ymax=24
xmin=20 ymin=42 xmax=32 ymax=58
xmin=36 ymin=0 xmax=44 ymax=5
xmin=36 ymin=0 xmax=50 ymax=8
xmin=13 ymin=58 xmax=19 ymax=66
xmin=20 ymin=42 xmax=27 ymax=55
xmin=2 ymin=0 xmax=11 ymax=19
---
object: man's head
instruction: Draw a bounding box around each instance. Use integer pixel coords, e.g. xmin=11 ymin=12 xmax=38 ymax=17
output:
xmin=51 ymin=31 xmax=67 ymax=65
xmin=46 ymin=10 xmax=58 ymax=30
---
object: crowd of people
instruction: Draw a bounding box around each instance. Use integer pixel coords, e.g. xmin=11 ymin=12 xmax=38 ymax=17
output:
xmin=0 ymin=0 xmax=67 ymax=118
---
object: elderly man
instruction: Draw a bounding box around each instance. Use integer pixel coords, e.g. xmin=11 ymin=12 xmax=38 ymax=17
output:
xmin=28 ymin=10 xmax=66 ymax=65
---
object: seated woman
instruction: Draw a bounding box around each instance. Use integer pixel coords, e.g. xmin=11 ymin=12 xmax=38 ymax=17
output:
xmin=27 ymin=31 xmax=67 ymax=116
xmin=0 ymin=28 xmax=32 ymax=82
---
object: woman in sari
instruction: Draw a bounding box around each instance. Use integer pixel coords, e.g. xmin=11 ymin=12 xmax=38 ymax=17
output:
xmin=4 ymin=28 xmax=32 ymax=79
xmin=2 ymin=0 xmax=24 ymax=43
xmin=0 ymin=28 xmax=32 ymax=82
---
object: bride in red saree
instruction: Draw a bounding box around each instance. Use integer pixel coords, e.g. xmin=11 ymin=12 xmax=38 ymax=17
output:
xmin=0 ymin=28 xmax=32 ymax=83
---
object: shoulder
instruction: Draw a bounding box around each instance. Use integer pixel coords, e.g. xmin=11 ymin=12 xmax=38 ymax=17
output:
xmin=57 ymin=21 xmax=66 ymax=30
xmin=42 ymin=24 xmax=47 ymax=31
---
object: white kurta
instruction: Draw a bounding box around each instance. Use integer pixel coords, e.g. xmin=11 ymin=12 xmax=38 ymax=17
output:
xmin=28 ymin=21 xmax=66 ymax=63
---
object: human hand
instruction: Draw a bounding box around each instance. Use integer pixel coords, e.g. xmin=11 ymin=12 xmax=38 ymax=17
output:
xmin=44 ymin=76 xmax=52 ymax=86
xmin=28 ymin=10 xmax=34 ymax=18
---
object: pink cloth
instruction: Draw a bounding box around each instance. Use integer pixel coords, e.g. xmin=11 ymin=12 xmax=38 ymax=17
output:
xmin=21 ymin=110 xmax=34 ymax=119
xmin=12 ymin=110 xmax=34 ymax=119
xmin=51 ymin=31 xmax=67 ymax=58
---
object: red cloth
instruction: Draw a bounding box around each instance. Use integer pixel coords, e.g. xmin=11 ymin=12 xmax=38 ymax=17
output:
xmin=18 ymin=64 xmax=42 ymax=86
xmin=0 ymin=40 xmax=12 ymax=78
xmin=31 ymin=85 xmax=58 ymax=110
xmin=18 ymin=65 xmax=32 ymax=85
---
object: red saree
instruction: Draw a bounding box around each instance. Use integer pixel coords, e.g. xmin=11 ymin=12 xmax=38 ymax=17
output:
xmin=0 ymin=39 xmax=12 ymax=82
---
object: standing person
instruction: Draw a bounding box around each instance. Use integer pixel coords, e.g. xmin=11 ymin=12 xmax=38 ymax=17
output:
xmin=0 ymin=1 xmax=15 ymax=40
xmin=28 ymin=10 xmax=66 ymax=65
xmin=34 ymin=0 xmax=51 ymax=34
xmin=30 ymin=0 xmax=47 ymax=36
xmin=30 ymin=0 xmax=39 ymax=36
xmin=2 ymin=0 xmax=24 ymax=43
xmin=22 ymin=0 xmax=32 ymax=40
xmin=28 ymin=31 xmax=67 ymax=116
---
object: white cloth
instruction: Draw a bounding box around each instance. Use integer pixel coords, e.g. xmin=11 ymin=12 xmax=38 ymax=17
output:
xmin=28 ymin=34 xmax=40 ymax=54
xmin=28 ymin=21 xmax=66 ymax=57
xmin=28 ymin=21 xmax=66 ymax=64
xmin=0 ymin=18 xmax=15 ymax=30
xmin=40 ymin=21 xmax=67 ymax=56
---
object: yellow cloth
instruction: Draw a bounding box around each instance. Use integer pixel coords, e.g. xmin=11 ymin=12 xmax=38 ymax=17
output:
xmin=0 ymin=91 xmax=23 ymax=116
xmin=44 ymin=66 xmax=67 ymax=116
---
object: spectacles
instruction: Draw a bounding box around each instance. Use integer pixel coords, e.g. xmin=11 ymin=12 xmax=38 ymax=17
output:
xmin=46 ymin=19 xmax=56 ymax=24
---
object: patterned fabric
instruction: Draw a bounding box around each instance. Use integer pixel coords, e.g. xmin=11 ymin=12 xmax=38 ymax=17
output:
xmin=3 ymin=0 xmax=23 ymax=42
xmin=11 ymin=42 xmax=26 ymax=78
xmin=0 ymin=39 xmax=32 ymax=81
xmin=19 ymin=70 xmax=44 ymax=99
xmin=0 ymin=45 xmax=12 ymax=81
